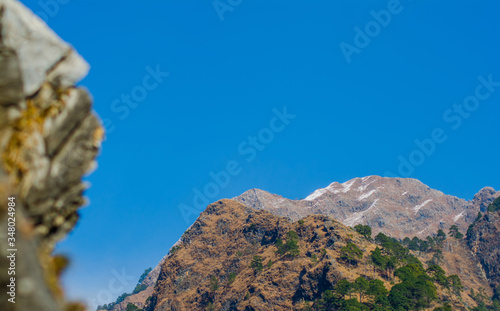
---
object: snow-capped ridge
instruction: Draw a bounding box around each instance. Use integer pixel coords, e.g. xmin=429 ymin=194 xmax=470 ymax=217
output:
xmin=358 ymin=189 xmax=377 ymax=201
xmin=234 ymin=176 xmax=499 ymax=239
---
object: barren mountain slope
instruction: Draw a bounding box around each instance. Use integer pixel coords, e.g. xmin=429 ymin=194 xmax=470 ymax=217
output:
xmin=143 ymin=199 xmax=488 ymax=311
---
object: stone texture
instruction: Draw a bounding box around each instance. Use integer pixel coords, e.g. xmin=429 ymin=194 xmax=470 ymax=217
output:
xmin=0 ymin=1 xmax=102 ymax=310
xmin=0 ymin=0 xmax=89 ymax=95
xmin=467 ymin=207 xmax=500 ymax=292
xmin=471 ymin=187 xmax=500 ymax=213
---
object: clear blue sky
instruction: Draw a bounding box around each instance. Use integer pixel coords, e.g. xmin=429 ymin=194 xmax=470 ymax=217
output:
xmin=21 ymin=0 xmax=500 ymax=307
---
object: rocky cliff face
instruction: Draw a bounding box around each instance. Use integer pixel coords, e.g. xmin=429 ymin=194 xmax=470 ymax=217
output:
xmin=0 ymin=1 xmax=102 ymax=310
xmin=467 ymin=204 xmax=500 ymax=294
xmin=235 ymin=176 xmax=499 ymax=239
xmin=144 ymin=199 xmax=489 ymax=311
xmin=471 ymin=187 xmax=500 ymax=213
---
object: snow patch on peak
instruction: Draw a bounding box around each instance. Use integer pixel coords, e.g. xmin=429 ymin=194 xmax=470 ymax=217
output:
xmin=304 ymin=176 xmax=390 ymax=202
xmin=304 ymin=188 xmax=328 ymax=201
xmin=306 ymin=179 xmax=359 ymax=201
xmin=358 ymin=189 xmax=377 ymax=201
xmin=340 ymin=179 xmax=356 ymax=193
xmin=413 ymin=199 xmax=433 ymax=213
xmin=402 ymin=191 xmax=408 ymax=196
xmin=344 ymin=199 xmax=379 ymax=227
xmin=361 ymin=176 xmax=372 ymax=182
xmin=358 ymin=178 xmax=376 ymax=192
xmin=367 ymin=199 xmax=379 ymax=211
xmin=453 ymin=211 xmax=465 ymax=222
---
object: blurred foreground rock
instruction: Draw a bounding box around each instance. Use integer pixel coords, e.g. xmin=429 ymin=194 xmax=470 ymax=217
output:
xmin=0 ymin=1 xmax=102 ymax=310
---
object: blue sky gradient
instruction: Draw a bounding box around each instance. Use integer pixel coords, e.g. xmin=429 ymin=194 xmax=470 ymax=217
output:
xmin=20 ymin=0 xmax=500 ymax=307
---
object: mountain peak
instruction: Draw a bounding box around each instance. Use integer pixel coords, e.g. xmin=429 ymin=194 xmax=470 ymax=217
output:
xmin=304 ymin=176 xmax=433 ymax=201
xmin=471 ymin=186 xmax=500 ymax=212
xmin=234 ymin=176 xmax=498 ymax=239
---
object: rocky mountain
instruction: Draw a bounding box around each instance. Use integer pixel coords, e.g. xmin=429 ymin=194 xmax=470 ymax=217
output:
xmin=467 ymin=197 xmax=500 ymax=295
xmin=235 ymin=176 xmax=499 ymax=239
xmin=141 ymin=199 xmax=494 ymax=311
xmin=0 ymin=1 xmax=102 ymax=310
xmin=116 ymin=177 xmax=499 ymax=310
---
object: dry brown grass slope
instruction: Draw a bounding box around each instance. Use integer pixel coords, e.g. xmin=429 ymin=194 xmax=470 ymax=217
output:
xmin=145 ymin=199 xmax=481 ymax=311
